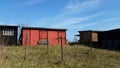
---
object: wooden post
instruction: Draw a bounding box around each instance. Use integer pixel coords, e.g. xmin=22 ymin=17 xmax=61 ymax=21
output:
xmin=47 ymin=39 xmax=49 ymax=54
xmin=47 ymin=31 xmax=49 ymax=55
xmin=25 ymin=33 xmax=28 ymax=60
xmin=56 ymin=36 xmax=64 ymax=61
xmin=0 ymin=46 xmax=3 ymax=59
xmin=90 ymin=31 xmax=92 ymax=50
xmin=60 ymin=36 xmax=64 ymax=60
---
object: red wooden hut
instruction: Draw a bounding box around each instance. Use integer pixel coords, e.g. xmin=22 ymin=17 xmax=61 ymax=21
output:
xmin=20 ymin=27 xmax=67 ymax=46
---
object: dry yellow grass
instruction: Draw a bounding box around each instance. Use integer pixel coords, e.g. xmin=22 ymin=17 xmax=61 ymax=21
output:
xmin=0 ymin=45 xmax=120 ymax=68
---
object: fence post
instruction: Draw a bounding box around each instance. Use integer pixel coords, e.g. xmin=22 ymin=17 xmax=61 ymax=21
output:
xmin=25 ymin=33 xmax=28 ymax=60
xmin=47 ymin=40 xmax=49 ymax=54
xmin=0 ymin=46 xmax=3 ymax=59
xmin=60 ymin=36 xmax=64 ymax=60
xmin=90 ymin=31 xmax=92 ymax=50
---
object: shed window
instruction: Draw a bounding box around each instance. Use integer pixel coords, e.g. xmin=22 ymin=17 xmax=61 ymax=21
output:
xmin=2 ymin=29 xmax=14 ymax=36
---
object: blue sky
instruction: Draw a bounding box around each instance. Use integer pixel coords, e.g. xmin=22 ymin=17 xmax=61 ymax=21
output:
xmin=0 ymin=0 xmax=120 ymax=41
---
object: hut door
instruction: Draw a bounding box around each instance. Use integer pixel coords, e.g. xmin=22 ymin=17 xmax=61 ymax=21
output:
xmin=39 ymin=31 xmax=48 ymax=45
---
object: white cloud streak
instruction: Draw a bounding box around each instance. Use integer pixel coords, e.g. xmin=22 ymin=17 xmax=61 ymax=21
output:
xmin=50 ymin=12 xmax=103 ymax=28
xmin=103 ymin=18 xmax=120 ymax=22
xmin=63 ymin=0 xmax=101 ymax=15
xmin=68 ymin=23 xmax=97 ymax=29
xmin=73 ymin=17 xmax=120 ymax=29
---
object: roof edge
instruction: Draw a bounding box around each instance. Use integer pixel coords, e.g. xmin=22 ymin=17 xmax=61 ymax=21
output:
xmin=0 ymin=24 xmax=19 ymax=27
xmin=22 ymin=26 xmax=67 ymax=31
xmin=78 ymin=30 xmax=103 ymax=32
xmin=78 ymin=28 xmax=120 ymax=32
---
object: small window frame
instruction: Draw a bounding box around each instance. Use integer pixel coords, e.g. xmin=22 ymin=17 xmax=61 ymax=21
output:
xmin=2 ymin=28 xmax=14 ymax=36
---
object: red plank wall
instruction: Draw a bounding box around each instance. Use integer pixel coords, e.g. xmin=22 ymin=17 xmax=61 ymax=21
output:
xmin=58 ymin=31 xmax=66 ymax=45
xmin=48 ymin=31 xmax=58 ymax=45
xmin=39 ymin=30 xmax=47 ymax=41
xmin=31 ymin=30 xmax=39 ymax=46
xmin=22 ymin=29 xmax=66 ymax=46
xmin=22 ymin=30 xmax=31 ymax=46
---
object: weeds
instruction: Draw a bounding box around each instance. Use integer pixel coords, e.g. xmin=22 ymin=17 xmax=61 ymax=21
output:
xmin=0 ymin=45 xmax=120 ymax=68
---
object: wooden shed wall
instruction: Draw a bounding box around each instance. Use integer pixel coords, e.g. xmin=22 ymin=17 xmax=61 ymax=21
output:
xmin=0 ymin=26 xmax=18 ymax=45
xmin=98 ymin=29 xmax=120 ymax=50
xmin=79 ymin=31 xmax=99 ymax=46
xmin=58 ymin=31 xmax=66 ymax=45
xmin=80 ymin=32 xmax=91 ymax=44
xmin=22 ymin=29 xmax=31 ymax=46
xmin=31 ymin=30 xmax=39 ymax=46
xmin=48 ymin=31 xmax=58 ymax=45
xmin=22 ymin=29 xmax=66 ymax=46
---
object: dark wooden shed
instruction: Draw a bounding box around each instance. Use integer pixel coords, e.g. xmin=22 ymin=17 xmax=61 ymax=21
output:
xmin=20 ymin=27 xmax=67 ymax=46
xmin=77 ymin=28 xmax=120 ymax=50
xmin=98 ymin=28 xmax=120 ymax=50
xmin=78 ymin=30 xmax=102 ymax=46
xmin=0 ymin=25 xmax=18 ymax=45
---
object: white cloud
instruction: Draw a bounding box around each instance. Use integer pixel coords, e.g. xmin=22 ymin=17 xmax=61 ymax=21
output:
xmin=69 ymin=23 xmax=97 ymax=29
xmin=71 ymin=17 xmax=120 ymax=30
xmin=25 ymin=0 xmax=45 ymax=6
xmin=50 ymin=12 xmax=103 ymax=28
xmin=103 ymin=18 xmax=120 ymax=22
xmin=50 ymin=0 xmax=103 ymax=28
xmin=63 ymin=0 xmax=101 ymax=14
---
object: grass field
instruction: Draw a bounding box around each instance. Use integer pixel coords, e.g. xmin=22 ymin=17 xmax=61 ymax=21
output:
xmin=0 ymin=45 xmax=120 ymax=68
